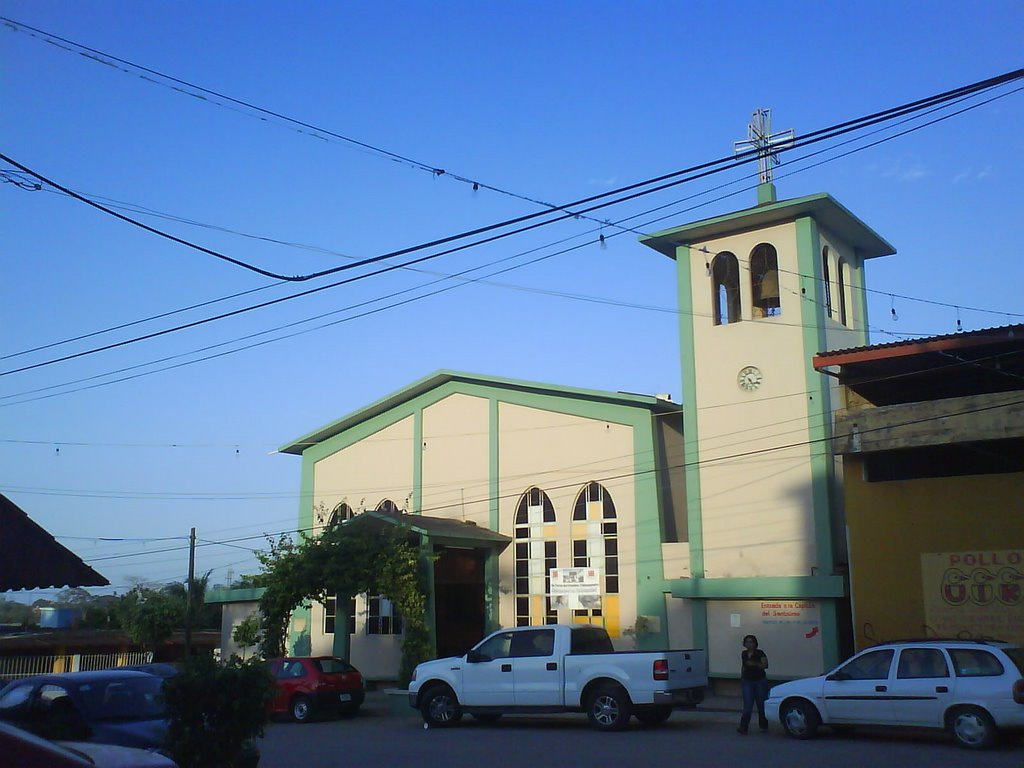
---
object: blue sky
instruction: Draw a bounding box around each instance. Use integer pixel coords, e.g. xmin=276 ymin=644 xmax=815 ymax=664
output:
xmin=2 ymin=2 xmax=1022 ymax=599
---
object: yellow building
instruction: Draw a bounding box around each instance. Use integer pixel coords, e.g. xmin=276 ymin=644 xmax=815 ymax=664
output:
xmin=813 ymin=325 xmax=1024 ymax=649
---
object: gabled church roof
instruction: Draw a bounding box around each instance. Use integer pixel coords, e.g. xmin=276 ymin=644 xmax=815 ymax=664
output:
xmin=639 ymin=192 xmax=896 ymax=260
xmin=279 ymin=370 xmax=678 ymax=455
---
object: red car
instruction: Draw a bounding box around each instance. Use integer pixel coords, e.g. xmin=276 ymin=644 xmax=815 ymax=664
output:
xmin=267 ymin=657 xmax=365 ymax=723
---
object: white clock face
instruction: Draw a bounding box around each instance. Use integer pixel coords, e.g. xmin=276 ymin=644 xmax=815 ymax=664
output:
xmin=738 ymin=366 xmax=763 ymax=392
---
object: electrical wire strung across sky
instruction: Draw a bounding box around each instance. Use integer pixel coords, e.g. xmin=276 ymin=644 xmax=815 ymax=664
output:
xmin=1 ymin=81 xmax=1021 ymax=406
xmin=3 ymin=67 xmax=1021 ymax=287
xmin=3 ymin=68 xmax=1023 ymax=388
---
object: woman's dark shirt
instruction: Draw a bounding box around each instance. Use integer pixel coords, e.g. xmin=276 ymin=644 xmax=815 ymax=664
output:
xmin=741 ymin=649 xmax=767 ymax=681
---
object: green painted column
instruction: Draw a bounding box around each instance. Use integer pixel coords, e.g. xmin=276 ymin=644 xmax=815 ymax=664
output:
xmin=421 ymin=536 xmax=437 ymax=650
xmin=487 ymin=397 xmax=501 ymax=631
xmin=795 ymin=215 xmax=844 ymax=672
xmin=331 ymin=594 xmax=352 ymax=660
xmin=412 ymin=408 xmax=423 ymax=514
xmin=632 ymin=411 xmax=668 ymax=649
xmin=676 ymin=243 xmax=709 ymax=656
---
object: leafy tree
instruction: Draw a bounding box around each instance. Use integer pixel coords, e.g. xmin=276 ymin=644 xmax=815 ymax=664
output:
xmin=116 ymin=587 xmax=185 ymax=648
xmin=0 ymin=598 xmax=36 ymax=626
xmin=79 ymin=596 xmax=120 ymax=629
xmin=54 ymin=587 xmax=95 ymax=605
xmin=163 ymin=571 xmax=220 ymax=630
xmin=257 ymin=521 xmax=433 ymax=686
xmin=162 ymin=654 xmax=273 ymax=768
xmin=231 ymin=613 xmax=261 ymax=660
xmin=229 ymin=573 xmax=270 ymax=590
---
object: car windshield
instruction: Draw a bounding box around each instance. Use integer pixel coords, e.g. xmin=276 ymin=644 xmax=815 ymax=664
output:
xmin=314 ymin=659 xmax=354 ymax=674
xmin=75 ymin=676 xmax=166 ymax=721
xmin=1003 ymin=647 xmax=1024 ymax=676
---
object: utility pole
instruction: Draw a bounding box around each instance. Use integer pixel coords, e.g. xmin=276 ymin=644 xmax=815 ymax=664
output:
xmin=184 ymin=527 xmax=196 ymax=657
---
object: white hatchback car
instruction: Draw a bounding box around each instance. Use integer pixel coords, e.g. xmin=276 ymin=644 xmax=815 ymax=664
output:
xmin=765 ymin=640 xmax=1024 ymax=749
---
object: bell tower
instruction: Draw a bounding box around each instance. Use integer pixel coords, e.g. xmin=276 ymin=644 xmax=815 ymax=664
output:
xmin=640 ymin=114 xmax=896 ymax=677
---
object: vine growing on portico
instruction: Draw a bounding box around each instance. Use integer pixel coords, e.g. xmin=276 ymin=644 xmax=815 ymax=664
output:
xmin=256 ymin=520 xmax=434 ymax=687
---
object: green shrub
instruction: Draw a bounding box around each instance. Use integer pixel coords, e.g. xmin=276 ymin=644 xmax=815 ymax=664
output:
xmin=162 ymin=654 xmax=274 ymax=768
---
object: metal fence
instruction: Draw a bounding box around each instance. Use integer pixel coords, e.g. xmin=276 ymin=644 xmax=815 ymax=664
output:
xmin=0 ymin=651 xmax=153 ymax=682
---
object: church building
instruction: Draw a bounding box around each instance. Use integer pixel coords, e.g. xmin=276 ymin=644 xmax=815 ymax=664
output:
xmin=279 ymin=117 xmax=899 ymax=683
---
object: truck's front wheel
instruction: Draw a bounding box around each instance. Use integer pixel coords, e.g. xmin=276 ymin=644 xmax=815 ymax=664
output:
xmin=586 ymin=684 xmax=633 ymax=731
xmin=420 ymin=684 xmax=463 ymax=728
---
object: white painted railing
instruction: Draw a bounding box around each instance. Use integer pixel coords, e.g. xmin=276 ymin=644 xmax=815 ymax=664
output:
xmin=0 ymin=651 xmax=153 ymax=681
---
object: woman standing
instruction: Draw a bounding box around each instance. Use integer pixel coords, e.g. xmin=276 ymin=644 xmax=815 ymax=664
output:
xmin=737 ymin=634 xmax=768 ymax=734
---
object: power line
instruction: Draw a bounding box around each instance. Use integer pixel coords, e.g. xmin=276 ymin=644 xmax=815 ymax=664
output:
xmin=4 ymin=81 xmax=1017 ymax=369
xmin=0 ymin=15 xmax=621 ymax=229
xmin=61 ymin=392 xmax=1024 ymax=566
xmin=4 ymin=67 xmax=1020 ymax=290
xmin=3 ymin=84 xmax=1017 ymax=404
xmin=7 ymin=341 xmax=1019 ymax=508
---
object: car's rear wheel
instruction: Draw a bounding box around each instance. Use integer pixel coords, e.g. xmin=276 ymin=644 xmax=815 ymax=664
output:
xmin=586 ymin=684 xmax=633 ymax=731
xmin=420 ymin=684 xmax=462 ymax=728
xmin=949 ymin=706 xmax=996 ymax=750
xmin=779 ymin=698 xmax=819 ymax=740
xmin=291 ymin=694 xmax=314 ymax=723
xmin=634 ymin=705 xmax=673 ymax=725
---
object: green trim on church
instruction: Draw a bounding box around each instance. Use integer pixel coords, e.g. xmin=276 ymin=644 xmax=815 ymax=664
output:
xmin=286 ymin=371 xmax=681 ymax=648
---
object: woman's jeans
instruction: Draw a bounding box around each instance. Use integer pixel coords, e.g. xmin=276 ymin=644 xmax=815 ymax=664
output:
xmin=739 ymin=679 xmax=768 ymax=731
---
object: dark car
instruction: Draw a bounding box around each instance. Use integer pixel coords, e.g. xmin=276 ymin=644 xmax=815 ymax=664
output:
xmin=267 ymin=657 xmax=364 ymax=722
xmin=0 ymin=669 xmax=168 ymax=751
xmin=118 ymin=663 xmax=180 ymax=680
xmin=0 ymin=720 xmax=177 ymax=767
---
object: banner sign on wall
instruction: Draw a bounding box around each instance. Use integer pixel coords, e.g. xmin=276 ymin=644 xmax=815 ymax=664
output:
xmin=921 ymin=550 xmax=1024 ymax=645
xmin=550 ymin=567 xmax=602 ymax=610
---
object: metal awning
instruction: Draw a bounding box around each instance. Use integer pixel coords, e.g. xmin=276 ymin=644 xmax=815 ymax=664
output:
xmin=346 ymin=510 xmax=511 ymax=552
xmin=0 ymin=494 xmax=109 ymax=592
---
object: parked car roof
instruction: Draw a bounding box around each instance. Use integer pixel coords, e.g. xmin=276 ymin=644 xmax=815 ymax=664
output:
xmin=3 ymin=669 xmax=159 ymax=688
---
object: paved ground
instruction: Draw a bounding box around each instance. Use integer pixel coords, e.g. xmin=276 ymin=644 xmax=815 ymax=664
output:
xmin=256 ymin=691 xmax=1024 ymax=768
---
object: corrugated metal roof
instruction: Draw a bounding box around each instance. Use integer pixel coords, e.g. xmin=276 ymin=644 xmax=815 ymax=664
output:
xmin=0 ymin=494 xmax=109 ymax=592
xmin=814 ymin=324 xmax=1024 ymax=366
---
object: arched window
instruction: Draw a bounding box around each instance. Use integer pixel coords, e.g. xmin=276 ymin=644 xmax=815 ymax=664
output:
xmin=376 ymin=498 xmax=402 ymax=515
xmin=838 ymin=257 xmax=849 ymax=326
xmin=514 ymin=487 xmax=557 ymax=627
xmin=750 ymin=243 xmax=781 ymax=318
xmin=821 ymin=246 xmax=833 ymax=318
xmin=711 ymin=252 xmax=741 ymax=325
xmin=571 ymin=482 xmax=619 ymax=627
xmin=329 ymin=502 xmax=355 ymax=527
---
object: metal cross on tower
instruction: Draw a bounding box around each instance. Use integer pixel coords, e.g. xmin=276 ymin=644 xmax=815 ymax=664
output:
xmin=734 ymin=108 xmax=794 ymax=184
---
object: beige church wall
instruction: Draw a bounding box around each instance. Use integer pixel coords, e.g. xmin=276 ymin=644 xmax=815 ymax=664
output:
xmin=309 ymin=601 xmax=332 ymax=656
xmin=421 ymin=393 xmax=491 ymax=525
xmin=218 ymin=602 xmax=261 ymax=660
xmin=308 ymin=595 xmax=403 ymax=679
xmin=349 ymin=594 xmax=403 ymax=679
xmin=687 ymin=222 xmax=820 ymax=578
xmin=308 ymin=418 xmax=414 ymax=673
xmin=495 ymin=402 xmax=638 ymax=631
xmin=665 ymin=595 xmax=696 ymax=649
xmin=662 ymin=542 xmax=691 ymax=579
xmin=819 ymin=230 xmax=868 ymax=349
xmin=311 ymin=416 xmax=415 ymax=517
xmin=706 ymin=600 xmax=825 ymax=678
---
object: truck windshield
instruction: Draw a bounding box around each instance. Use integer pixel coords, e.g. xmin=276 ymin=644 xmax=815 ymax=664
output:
xmin=570 ymin=627 xmax=614 ymax=654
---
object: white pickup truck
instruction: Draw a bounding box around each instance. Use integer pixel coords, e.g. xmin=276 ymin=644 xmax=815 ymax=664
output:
xmin=408 ymin=624 xmax=707 ymax=730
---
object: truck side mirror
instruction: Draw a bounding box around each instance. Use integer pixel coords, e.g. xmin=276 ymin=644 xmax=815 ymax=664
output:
xmin=466 ymin=650 xmax=483 ymax=663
